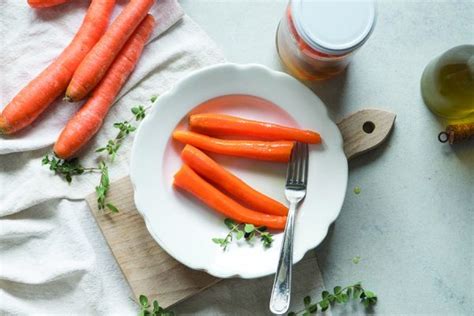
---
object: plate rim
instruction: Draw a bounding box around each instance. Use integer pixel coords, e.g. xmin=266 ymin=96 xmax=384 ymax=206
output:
xmin=130 ymin=63 xmax=348 ymax=279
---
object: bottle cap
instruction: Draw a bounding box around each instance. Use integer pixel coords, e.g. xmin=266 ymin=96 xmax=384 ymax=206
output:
xmin=292 ymin=0 xmax=376 ymax=55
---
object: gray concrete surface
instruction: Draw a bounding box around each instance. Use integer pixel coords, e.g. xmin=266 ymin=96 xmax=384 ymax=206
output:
xmin=178 ymin=0 xmax=474 ymax=314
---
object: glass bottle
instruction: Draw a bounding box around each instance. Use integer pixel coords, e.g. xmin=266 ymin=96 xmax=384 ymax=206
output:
xmin=421 ymin=45 xmax=474 ymax=120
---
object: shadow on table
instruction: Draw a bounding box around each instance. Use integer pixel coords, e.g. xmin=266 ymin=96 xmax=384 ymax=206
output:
xmin=173 ymin=251 xmax=326 ymax=316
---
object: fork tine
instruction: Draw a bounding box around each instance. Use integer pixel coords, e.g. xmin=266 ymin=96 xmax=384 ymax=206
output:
xmin=295 ymin=142 xmax=303 ymax=184
xmin=301 ymin=143 xmax=308 ymax=185
xmin=286 ymin=142 xmax=298 ymax=185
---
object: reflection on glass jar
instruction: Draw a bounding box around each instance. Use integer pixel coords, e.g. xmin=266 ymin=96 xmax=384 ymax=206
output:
xmin=276 ymin=0 xmax=376 ymax=81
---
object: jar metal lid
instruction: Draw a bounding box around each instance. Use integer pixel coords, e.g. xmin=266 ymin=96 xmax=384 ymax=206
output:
xmin=291 ymin=0 xmax=376 ymax=56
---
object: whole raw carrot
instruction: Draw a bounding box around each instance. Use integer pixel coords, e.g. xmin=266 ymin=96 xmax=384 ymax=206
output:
xmin=172 ymin=131 xmax=294 ymax=163
xmin=0 ymin=0 xmax=115 ymax=135
xmin=174 ymin=165 xmax=287 ymax=230
xmin=65 ymin=0 xmax=155 ymax=102
xmin=54 ymin=15 xmax=155 ymax=159
xmin=181 ymin=145 xmax=288 ymax=216
xmin=190 ymin=113 xmax=321 ymax=144
xmin=28 ymin=0 xmax=70 ymax=8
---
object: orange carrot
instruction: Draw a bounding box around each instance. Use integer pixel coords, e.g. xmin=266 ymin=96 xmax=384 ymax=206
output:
xmin=0 ymin=0 xmax=115 ymax=135
xmin=173 ymin=131 xmax=294 ymax=162
xmin=174 ymin=165 xmax=287 ymax=230
xmin=65 ymin=0 xmax=155 ymax=102
xmin=181 ymin=145 xmax=288 ymax=216
xmin=190 ymin=113 xmax=322 ymax=144
xmin=54 ymin=15 xmax=155 ymax=159
xmin=27 ymin=0 xmax=70 ymax=8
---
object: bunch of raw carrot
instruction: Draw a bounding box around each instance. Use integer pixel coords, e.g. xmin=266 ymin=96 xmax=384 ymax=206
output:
xmin=1 ymin=0 xmax=156 ymax=159
xmin=172 ymin=113 xmax=321 ymax=230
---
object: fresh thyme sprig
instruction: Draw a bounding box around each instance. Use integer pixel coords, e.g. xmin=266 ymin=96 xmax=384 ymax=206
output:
xmin=137 ymin=294 xmax=174 ymax=316
xmin=42 ymin=95 xmax=158 ymax=213
xmin=95 ymin=160 xmax=119 ymax=213
xmin=212 ymin=218 xmax=274 ymax=250
xmin=288 ymin=283 xmax=377 ymax=315
xmin=42 ymin=155 xmax=99 ymax=183
xmin=96 ymin=96 xmax=155 ymax=161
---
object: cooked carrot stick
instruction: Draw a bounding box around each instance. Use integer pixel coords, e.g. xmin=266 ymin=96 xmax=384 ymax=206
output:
xmin=174 ymin=165 xmax=287 ymax=230
xmin=181 ymin=145 xmax=288 ymax=216
xmin=0 ymin=0 xmax=115 ymax=135
xmin=65 ymin=0 xmax=155 ymax=102
xmin=54 ymin=15 xmax=155 ymax=159
xmin=172 ymin=131 xmax=294 ymax=162
xmin=189 ymin=113 xmax=321 ymax=144
xmin=27 ymin=0 xmax=70 ymax=8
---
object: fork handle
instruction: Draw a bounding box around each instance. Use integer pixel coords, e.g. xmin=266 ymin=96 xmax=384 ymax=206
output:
xmin=269 ymin=201 xmax=297 ymax=315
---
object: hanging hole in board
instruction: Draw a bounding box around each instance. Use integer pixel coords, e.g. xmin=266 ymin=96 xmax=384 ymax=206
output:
xmin=438 ymin=132 xmax=449 ymax=143
xmin=363 ymin=121 xmax=375 ymax=134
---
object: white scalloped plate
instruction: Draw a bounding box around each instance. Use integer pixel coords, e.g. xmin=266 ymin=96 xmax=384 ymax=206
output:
xmin=130 ymin=64 xmax=348 ymax=279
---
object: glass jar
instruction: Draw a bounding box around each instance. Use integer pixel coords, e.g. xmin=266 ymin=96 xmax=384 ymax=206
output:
xmin=276 ymin=0 xmax=376 ymax=81
xmin=421 ymin=45 xmax=474 ymax=120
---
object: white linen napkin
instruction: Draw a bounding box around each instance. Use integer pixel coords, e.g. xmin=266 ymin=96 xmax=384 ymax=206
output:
xmin=0 ymin=1 xmax=226 ymax=314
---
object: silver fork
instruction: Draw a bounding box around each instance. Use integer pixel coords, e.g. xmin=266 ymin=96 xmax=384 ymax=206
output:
xmin=269 ymin=142 xmax=309 ymax=315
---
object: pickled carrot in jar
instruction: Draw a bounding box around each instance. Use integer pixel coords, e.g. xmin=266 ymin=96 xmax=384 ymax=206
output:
xmin=276 ymin=0 xmax=376 ymax=81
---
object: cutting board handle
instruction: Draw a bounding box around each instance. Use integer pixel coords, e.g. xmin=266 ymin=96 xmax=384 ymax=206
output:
xmin=337 ymin=109 xmax=396 ymax=160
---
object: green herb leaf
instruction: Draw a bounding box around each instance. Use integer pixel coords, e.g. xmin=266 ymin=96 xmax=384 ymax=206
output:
xmin=354 ymin=186 xmax=361 ymax=194
xmin=319 ymin=299 xmax=329 ymax=311
xmin=290 ymin=282 xmax=377 ymax=315
xmin=352 ymin=256 xmax=361 ymax=264
xmin=96 ymin=161 xmax=111 ymax=210
xmin=303 ymin=296 xmax=311 ymax=307
xmin=132 ymin=105 xmax=147 ymax=121
xmin=260 ymin=232 xmax=273 ymax=248
xmin=150 ymin=95 xmax=158 ymax=103
xmin=214 ymin=220 xmax=273 ymax=250
xmin=244 ymin=224 xmax=255 ymax=233
xmin=153 ymin=300 xmax=160 ymax=312
xmin=42 ymin=155 xmax=88 ymax=183
xmin=341 ymin=293 xmax=349 ymax=303
xmin=308 ymin=303 xmax=317 ymax=313
xmin=327 ymin=294 xmax=335 ymax=303
xmin=106 ymin=203 xmax=119 ymax=213
xmin=139 ymin=295 xmax=149 ymax=308
xmin=224 ymin=218 xmax=236 ymax=229
xmin=364 ymin=290 xmax=375 ymax=298
xmin=212 ymin=238 xmax=225 ymax=244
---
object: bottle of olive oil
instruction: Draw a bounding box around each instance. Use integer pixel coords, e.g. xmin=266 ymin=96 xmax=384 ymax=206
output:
xmin=421 ymin=45 xmax=474 ymax=120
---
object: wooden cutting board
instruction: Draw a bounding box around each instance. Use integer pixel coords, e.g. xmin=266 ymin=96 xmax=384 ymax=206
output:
xmin=86 ymin=108 xmax=395 ymax=308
